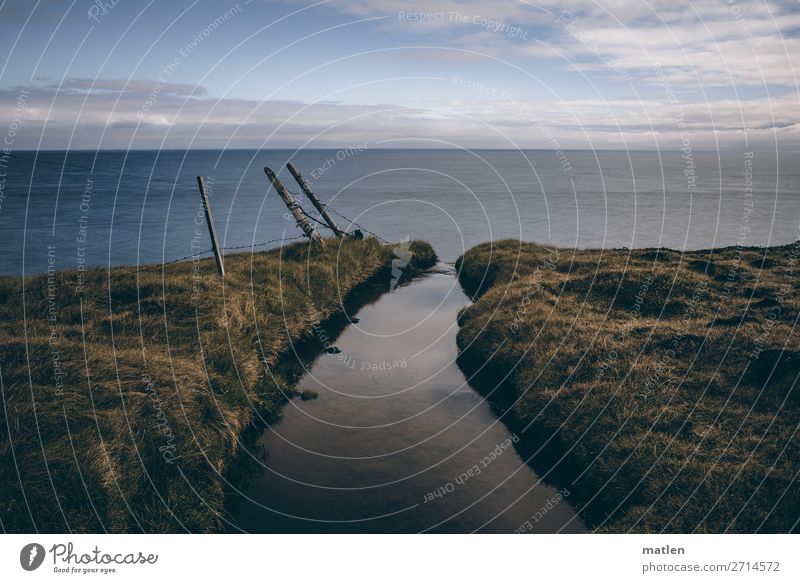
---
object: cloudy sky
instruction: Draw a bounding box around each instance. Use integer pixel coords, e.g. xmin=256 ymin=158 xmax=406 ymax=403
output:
xmin=1 ymin=0 xmax=798 ymax=149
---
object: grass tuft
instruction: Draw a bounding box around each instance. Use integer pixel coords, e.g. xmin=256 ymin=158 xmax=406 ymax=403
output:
xmin=0 ymin=237 xmax=434 ymax=533
xmin=456 ymin=239 xmax=800 ymax=533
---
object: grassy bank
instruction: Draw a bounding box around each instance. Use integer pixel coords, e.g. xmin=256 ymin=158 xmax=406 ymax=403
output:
xmin=0 ymin=237 xmax=436 ymax=533
xmin=456 ymin=239 xmax=799 ymax=533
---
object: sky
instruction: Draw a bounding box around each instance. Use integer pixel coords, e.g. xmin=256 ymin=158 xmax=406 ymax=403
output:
xmin=1 ymin=0 xmax=798 ymax=150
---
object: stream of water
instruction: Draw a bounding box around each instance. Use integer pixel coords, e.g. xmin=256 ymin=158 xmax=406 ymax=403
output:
xmin=228 ymin=266 xmax=584 ymax=533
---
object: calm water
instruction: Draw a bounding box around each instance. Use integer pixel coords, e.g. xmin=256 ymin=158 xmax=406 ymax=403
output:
xmin=4 ymin=148 xmax=795 ymax=531
xmin=1 ymin=149 xmax=798 ymax=276
xmin=228 ymin=267 xmax=584 ymax=533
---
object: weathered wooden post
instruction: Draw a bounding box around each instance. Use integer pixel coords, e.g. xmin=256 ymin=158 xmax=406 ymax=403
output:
xmin=196 ymin=176 xmax=225 ymax=277
xmin=286 ymin=162 xmax=343 ymax=237
xmin=264 ymin=167 xmax=323 ymax=244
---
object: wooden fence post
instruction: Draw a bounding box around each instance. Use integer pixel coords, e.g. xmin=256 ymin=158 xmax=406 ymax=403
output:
xmin=286 ymin=162 xmax=343 ymax=237
xmin=264 ymin=167 xmax=323 ymax=244
xmin=196 ymin=176 xmax=225 ymax=277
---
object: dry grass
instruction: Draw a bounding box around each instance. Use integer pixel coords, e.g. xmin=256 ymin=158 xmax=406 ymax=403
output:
xmin=456 ymin=239 xmax=800 ymax=533
xmin=0 ymin=237 xmax=435 ymax=533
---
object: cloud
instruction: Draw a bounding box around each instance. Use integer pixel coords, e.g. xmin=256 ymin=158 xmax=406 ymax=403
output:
xmin=298 ymin=0 xmax=800 ymax=89
xmin=60 ymin=78 xmax=207 ymax=97
xmin=1 ymin=76 xmax=796 ymax=150
xmin=2 ymin=0 xmax=796 ymax=150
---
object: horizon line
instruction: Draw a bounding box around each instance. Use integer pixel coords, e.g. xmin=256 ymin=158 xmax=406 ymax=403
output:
xmin=14 ymin=147 xmax=794 ymax=153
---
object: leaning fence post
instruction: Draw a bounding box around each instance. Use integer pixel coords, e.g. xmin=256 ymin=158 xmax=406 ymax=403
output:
xmin=196 ymin=176 xmax=225 ymax=277
xmin=286 ymin=162 xmax=343 ymax=237
xmin=264 ymin=167 xmax=323 ymax=244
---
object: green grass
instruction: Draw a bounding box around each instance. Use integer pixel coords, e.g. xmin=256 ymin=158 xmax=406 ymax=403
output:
xmin=456 ymin=239 xmax=800 ymax=533
xmin=0 ymin=237 xmax=435 ymax=533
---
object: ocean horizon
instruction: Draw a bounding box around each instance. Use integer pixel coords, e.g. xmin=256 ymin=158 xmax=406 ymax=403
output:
xmin=2 ymin=148 xmax=797 ymax=277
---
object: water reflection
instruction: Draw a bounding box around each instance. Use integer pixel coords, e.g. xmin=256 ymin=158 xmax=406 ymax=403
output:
xmin=229 ymin=266 xmax=585 ymax=533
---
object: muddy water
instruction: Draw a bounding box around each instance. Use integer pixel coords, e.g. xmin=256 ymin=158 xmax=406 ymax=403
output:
xmin=228 ymin=266 xmax=585 ymax=533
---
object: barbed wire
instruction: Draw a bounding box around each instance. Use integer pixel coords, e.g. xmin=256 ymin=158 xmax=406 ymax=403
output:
xmin=298 ymin=207 xmax=337 ymax=232
xmin=3 ymin=161 xmax=392 ymax=244
xmin=0 ymin=235 xmax=308 ymax=294
xmin=219 ymin=234 xmax=306 ymax=252
xmin=326 ymin=206 xmax=390 ymax=243
xmin=121 ymin=234 xmax=310 ymax=270
xmin=282 ymin=186 xmax=389 ymax=243
xmin=3 ymin=166 xmax=395 ymax=295
xmin=150 ymin=249 xmax=213 ymax=267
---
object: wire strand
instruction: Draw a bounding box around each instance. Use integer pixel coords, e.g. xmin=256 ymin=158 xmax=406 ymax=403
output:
xmin=326 ymin=207 xmax=389 ymax=243
xmin=285 ymin=186 xmax=387 ymax=242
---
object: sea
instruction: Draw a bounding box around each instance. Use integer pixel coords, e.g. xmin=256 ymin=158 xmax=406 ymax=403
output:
xmin=1 ymin=148 xmax=798 ymax=276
